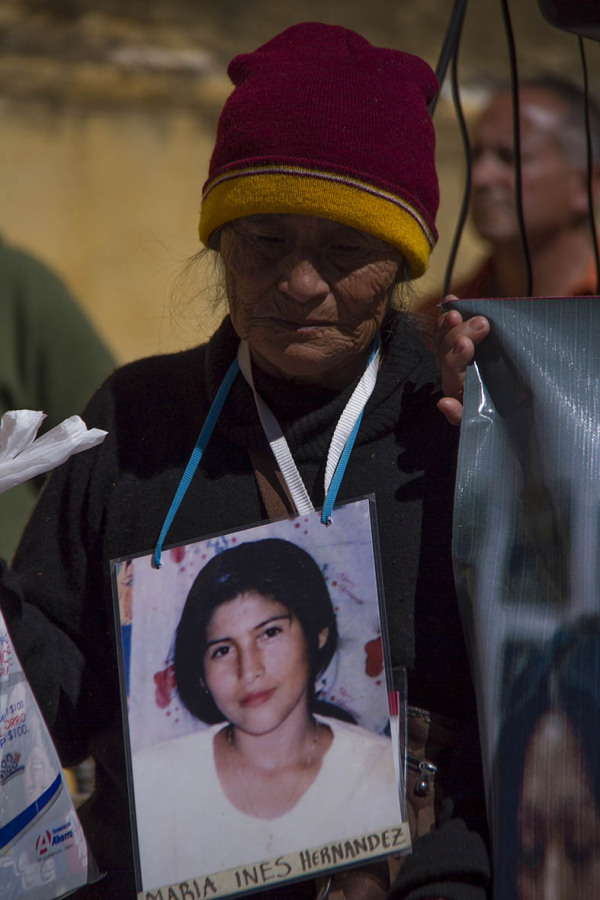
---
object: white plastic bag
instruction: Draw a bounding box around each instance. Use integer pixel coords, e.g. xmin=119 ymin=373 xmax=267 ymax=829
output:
xmin=0 ymin=409 xmax=106 ymax=897
xmin=0 ymin=411 xmax=107 ymax=496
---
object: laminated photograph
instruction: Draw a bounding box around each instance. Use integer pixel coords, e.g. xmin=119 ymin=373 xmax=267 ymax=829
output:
xmin=448 ymin=296 xmax=600 ymax=899
xmin=111 ymin=497 xmax=409 ymax=898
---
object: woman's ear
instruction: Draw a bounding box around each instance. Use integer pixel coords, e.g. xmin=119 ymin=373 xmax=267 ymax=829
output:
xmin=318 ymin=627 xmax=329 ymax=649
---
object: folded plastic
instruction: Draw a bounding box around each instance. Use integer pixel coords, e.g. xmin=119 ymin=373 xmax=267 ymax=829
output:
xmin=0 ymin=410 xmax=107 ymax=494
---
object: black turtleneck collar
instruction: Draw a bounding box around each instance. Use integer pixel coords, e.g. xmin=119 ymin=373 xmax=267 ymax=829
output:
xmin=204 ymin=311 xmax=440 ymax=463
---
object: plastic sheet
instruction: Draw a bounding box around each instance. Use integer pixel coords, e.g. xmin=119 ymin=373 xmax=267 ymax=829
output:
xmin=449 ymin=296 xmax=600 ymax=899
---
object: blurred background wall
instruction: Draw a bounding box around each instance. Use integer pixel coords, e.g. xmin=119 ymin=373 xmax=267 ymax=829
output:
xmin=2 ymin=0 xmax=599 ymax=363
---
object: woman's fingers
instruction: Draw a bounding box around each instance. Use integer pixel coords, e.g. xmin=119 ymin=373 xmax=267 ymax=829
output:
xmin=437 ymin=395 xmax=465 ymax=427
xmin=434 ymin=305 xmax=490 ymax=424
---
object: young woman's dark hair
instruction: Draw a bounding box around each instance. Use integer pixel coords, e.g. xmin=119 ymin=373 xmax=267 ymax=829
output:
xmin=493 ymin=618 xmax=600 ymax=896
xmin=174 ymin=539 xmax=338 ymax=723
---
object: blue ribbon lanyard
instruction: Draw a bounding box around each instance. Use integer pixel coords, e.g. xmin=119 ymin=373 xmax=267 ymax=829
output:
xmin=152 ymin=358 xmax=239 ymax=567
xmin=153 ymin=337 xmax=380 ymax=567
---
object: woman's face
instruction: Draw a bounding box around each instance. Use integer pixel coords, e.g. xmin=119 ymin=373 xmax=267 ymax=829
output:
xmin=203 ymin=591 xmax=327 ymax=736
xmin=518 ymin=711 xmax=600 ymax=900
xmin=219 ymin=214 xmax=404 ymax=390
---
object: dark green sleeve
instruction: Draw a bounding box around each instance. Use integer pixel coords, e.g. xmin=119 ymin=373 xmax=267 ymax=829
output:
xmin=0 ymin=243 xmax=116 ymax=558
xmin=0 ymin=243 xmax=116 ymax=424
xmin=1 ymin=381 xmax=119 ymax=765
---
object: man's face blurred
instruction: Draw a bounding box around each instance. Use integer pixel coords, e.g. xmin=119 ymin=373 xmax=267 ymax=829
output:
xmin=471 ymin=88 xmax=585 ymax=247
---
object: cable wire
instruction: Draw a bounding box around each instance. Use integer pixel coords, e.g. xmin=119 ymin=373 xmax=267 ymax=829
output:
xmin=578 ymin=36 xmax=600 ymax=294
xmin=500 ymin=0 xmax=533 ymax=297
xmin=430 ymin=0 xmax=468 ymax=115
xmin=443 ymin=18 xmax=472 ymax=297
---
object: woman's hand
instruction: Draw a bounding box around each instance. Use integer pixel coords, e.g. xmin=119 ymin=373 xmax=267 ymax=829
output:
xmin=434 ymin=301 xmax=490 ymax=426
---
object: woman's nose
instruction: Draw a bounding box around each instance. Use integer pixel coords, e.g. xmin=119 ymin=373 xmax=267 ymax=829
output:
xmin=539 ymin=845 xmax=567 ymax=900
xmin=279 ymin=254 xmax=330 ymax=304
xmin=238 ymin=644 xmax=264 ymax=683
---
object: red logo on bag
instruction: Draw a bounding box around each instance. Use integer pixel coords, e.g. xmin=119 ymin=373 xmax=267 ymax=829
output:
xmin=36 ymin=830 xmax=52 ymax=856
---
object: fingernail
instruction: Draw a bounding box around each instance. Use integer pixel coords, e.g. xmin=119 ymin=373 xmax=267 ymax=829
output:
xmin=469 ymin=317 xmax=487 ymax=332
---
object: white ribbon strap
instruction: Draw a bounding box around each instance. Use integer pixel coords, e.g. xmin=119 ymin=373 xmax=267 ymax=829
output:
xmin=238 ymin=338 xmax=381 ymax=519
xmin=324 ymin=336 xmax=381 ymax=494
xmin=237 ymin=342 xmax=314 ymax=515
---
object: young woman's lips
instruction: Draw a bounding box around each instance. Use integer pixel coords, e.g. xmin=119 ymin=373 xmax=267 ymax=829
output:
xmin=240 ymin=688 xmax=276 ymax=708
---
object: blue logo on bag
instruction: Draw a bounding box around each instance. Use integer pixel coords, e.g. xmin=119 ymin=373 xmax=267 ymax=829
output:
xmin=0 ymin=752 xmax=24 ymax=785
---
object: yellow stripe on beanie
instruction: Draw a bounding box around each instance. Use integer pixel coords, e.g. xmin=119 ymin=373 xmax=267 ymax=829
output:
xmin=200 ymin=168 xmax=434 ymax=278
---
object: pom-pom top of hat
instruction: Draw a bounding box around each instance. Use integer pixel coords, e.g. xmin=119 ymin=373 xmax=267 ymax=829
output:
xmin=199 ymin=22 xmax=440 ymax=278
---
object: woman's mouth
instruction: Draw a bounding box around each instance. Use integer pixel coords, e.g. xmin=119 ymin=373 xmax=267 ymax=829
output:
xmin=270 ymin=317 xmax=333 ymax=332
xmin=240 ymin=688 xmax=276 ymax=707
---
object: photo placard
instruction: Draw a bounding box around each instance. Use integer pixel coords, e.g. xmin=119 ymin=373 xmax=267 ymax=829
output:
xmin=449 ymin=297 xmax=600 ymax=899
xmin=111 ymin=497 xmax=409 ymax=898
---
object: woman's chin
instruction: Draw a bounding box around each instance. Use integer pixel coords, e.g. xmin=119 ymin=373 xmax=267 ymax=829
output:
xmin=252 ymin=343 xmax=366 ymax=389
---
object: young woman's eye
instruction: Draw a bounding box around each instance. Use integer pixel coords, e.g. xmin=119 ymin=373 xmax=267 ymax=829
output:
xmin=566 ymin=840 xmax=597 ymax=867
xmin=518 ymin=842 xmax=543 ymax=870
xmin=210 ymin=644 xmax=231 ymax=660
xmin=262 ymin=625 xmax=283 ymax=640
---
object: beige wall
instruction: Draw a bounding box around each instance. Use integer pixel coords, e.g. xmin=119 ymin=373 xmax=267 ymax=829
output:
xmin=0 ymin=94 xmax=489 ymax=364
xmin=2 ymin=101 xmax=227 ymax=363
xmin=2 ymin=2 xmax=598 ymax=365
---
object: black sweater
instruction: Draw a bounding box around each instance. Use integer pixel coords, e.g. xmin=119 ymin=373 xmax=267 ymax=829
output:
xmin=2 ymin=313 xmax=489 ymax=899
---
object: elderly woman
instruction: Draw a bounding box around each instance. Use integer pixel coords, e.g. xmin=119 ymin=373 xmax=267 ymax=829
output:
xmin=1 ymin=22 xmax=489 ymax=900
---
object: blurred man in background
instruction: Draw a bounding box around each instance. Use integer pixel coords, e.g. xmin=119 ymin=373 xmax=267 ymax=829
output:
xmin=425 ymin=75 xmax=600 ymax=315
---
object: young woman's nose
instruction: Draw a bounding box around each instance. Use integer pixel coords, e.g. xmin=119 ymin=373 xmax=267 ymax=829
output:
xmin=278 ymin=253 xmax=330 ymax=304
xmin=539 ymin=844 xmax=567 ymax=900
xmin=238 ymin=644 xmax=264 ymax=683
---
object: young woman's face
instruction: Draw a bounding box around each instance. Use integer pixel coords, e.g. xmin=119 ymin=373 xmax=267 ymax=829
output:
xmin=518 ymin=711 xmax=600 ymax=900
xmin=203 ymin=592 xmax=327 ymax=736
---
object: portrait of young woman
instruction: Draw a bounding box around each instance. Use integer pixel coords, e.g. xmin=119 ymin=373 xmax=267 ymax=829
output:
xmin=126 ymin=529 xmax=404 ymax=891
xmin=494 ymin=622 xmax=600 ymax=900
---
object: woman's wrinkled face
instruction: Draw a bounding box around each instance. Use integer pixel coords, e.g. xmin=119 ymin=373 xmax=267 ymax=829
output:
xmin=518 ymin=711 xmax=600 ymax=900
xmin=219 ymin=214 xmax=405 ymax=389
xmin=203 ymin=592 xmax=327 ymax=736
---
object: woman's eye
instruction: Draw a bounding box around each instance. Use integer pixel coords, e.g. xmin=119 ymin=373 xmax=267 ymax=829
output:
xmin=258 ymin=233 xmax=284 ymax=243
xmin=253 ymin=233 xmax=288 ymax=248
xmin=332 ymin=243 xmax=362 ymax=253
xmin=518 ymin=843 xmax=543 ymax=870
xmin=210 ymin=644 xmax=231 ymax=660
xmin=329 ymin=243 xmax=369 ymax=266
xmin=262 ymin=625 xmax=283 ymax=640
xmin=566 ymin=841 xmax=597 ymax=867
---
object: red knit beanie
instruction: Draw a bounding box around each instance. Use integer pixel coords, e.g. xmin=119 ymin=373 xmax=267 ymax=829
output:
xmin=199 ymin=22 xmax=439 ymax=278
